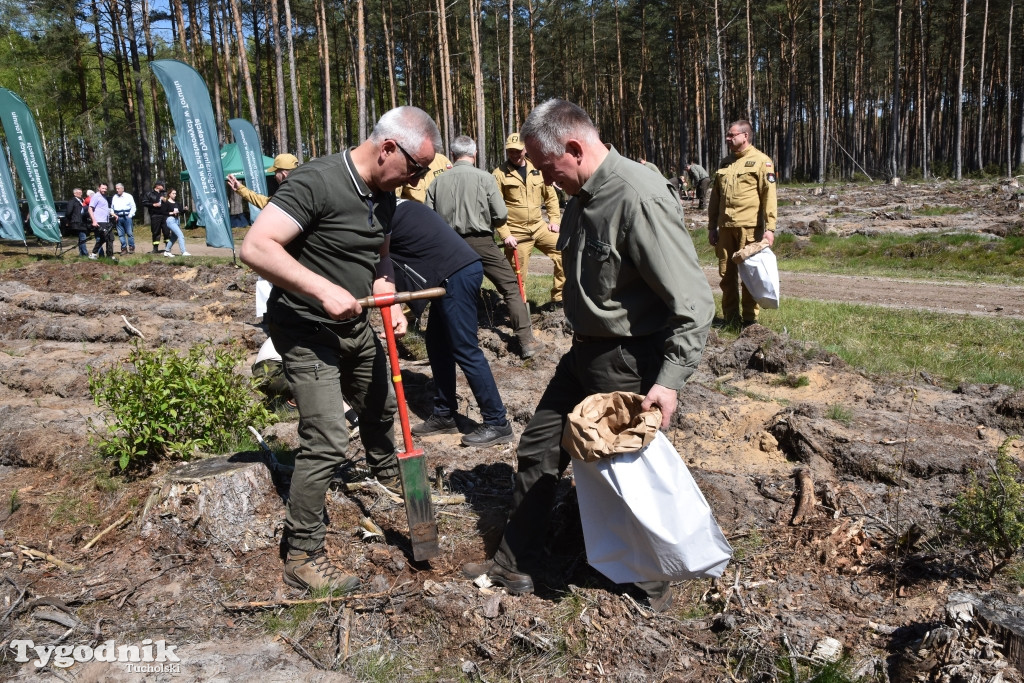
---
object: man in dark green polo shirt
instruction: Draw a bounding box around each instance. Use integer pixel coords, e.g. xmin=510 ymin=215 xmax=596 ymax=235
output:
xmin=462 ymin=99 xmax=714 ymax=612
xmin=240 ymin=106 xmax=441 ymax=593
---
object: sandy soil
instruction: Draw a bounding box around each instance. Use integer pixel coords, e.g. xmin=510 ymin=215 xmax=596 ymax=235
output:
xmin=1 ymin=178 xmax=1023 ymax=681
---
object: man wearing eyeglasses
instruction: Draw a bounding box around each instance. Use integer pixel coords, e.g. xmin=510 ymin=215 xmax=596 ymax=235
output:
xmin=397 ymin=153 xmax=452 ymax=203
xmin=707 ymin=120 xmax=777 ymax=327
xmin=240 ymin=106 xmax=442 ymax=594
xmin=493 ymin=132 xmax=565 ymax=304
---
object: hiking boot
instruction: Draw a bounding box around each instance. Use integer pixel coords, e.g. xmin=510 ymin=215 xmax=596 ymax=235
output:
xmin=411 ymin=414 xmax=457 ymax=436
xmin=519 ymin=338 xmax=542 ymax=359
xmin=283 ymin=548 xmax=361 ymax=592
xmin=462 ymin=559 xmax=534 ymax=594
xmin=375 ymin=472 xmax=402 ymax=490
xmin=636 ymin=581 xmax=674 ymax=613
xmin=128 ymin=246 xmax=135 ymax=254
xmin=152 ymin=246 xmax=161 ymax=254
xmin=461 ymin=423 xmax=513 ymax=447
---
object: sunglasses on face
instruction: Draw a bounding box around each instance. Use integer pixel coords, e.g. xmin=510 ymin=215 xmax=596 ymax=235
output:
xmin=392 ymin=140 xmax=430 ymax=181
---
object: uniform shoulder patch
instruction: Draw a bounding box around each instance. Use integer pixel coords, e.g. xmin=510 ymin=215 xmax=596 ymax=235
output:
xmin=745 ymin=160 xmax=756 ymax=167
xmin=765 ymin=160 xmax=774 ymax=168
xmin=767 ymin=173 xmax=776 ymax=183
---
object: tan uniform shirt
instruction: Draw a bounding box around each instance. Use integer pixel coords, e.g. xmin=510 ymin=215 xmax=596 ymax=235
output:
xmin=235 ymin=184 xmax=270 ymax=210
xmin=492 ymin=160 xmax=561 ymax=232
xmin=397 ymin=154 xmax=452 ymax=203
xmin=708 ymin=145 xmax=777 ymax=233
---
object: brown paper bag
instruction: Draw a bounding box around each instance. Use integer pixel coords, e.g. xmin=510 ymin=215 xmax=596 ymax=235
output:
xmin=561 ymin=392 xmax=662 ymax=463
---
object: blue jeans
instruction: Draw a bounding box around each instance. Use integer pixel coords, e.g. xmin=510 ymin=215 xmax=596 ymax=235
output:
xmin=164 ymin=217 xmax=186 ymax=253
xmin=423 ymin=261 xmax=507 ymax=426
xmin=116 ymin=215 xmax=134 ymax=250
xmin=75 ymin=225 xmax=89 ymax=255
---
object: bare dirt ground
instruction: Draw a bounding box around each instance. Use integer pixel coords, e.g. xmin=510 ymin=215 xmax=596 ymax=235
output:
xmin=1 ymin=178 xmax=1024 ymax=682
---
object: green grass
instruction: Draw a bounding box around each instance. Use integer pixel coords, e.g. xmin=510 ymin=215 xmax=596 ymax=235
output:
xmin=826 ymin=404 xmax=854 ymax=426
xmin=753 ymin=298 xmax=1024 ymax=388
xmin=916 ymin=204 xmax=970 ymax=216
xmin=692 ymin=229 xmax=1024 ymax=285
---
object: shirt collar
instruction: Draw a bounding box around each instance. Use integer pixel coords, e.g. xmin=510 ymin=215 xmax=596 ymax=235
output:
xmin=343 ymin=148 xmax=374 ymax=200
xmin=575 ymin=145 xmax=622 ymax=204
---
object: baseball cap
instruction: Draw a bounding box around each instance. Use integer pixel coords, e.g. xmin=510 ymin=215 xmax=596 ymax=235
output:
xmin=505 ymin=133 xmax=524 ymax=151
xmin=267 ymin=153 xmax=300 ymax=172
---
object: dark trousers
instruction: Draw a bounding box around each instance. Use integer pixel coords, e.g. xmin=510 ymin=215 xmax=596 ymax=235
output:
xmin=92 ymin=221 xmax=114 ymax=257
xmin=494 ymin=334 xmax=663 ymax=574
xmin=269 ymin=315 xmax=398 ymax=552
xmin=150 ymin=215 xmax=168 ymax=249
xmin=74 ymin=224 xmax=88 ymax=255
xmin=424 ymin=261 xmax=507 ymax=425
xmin=696 ymin=177 xmax=711 ymax=209
xmin=463 ymin=235 xmax=533 ymax=343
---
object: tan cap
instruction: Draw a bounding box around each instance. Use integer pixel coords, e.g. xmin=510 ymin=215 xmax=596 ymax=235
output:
xmin=266 ymin=153 xmax=300 ymax=173
xmin=504 ymin=133 xmax=525 ymax=151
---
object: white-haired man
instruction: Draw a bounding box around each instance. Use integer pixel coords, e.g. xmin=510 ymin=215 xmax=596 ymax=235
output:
xmin=463 ymin=99 xmax=714 ymax=612
xmin=241 ymin=106 xmax=441 ymax=592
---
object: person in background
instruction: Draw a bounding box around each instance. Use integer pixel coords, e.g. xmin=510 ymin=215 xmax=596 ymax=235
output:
xmin=67 ymin=188 xmax=88 ymax=256
xmin=227 ymin=153 xmax=300 ymax=209
xmin=110 ymin=183 xmax=137 ymax=254
xmin=162 ymin=188 xmax=190 ymax=257
xmin=707 ymin=120 xmax=777 ymax=327
xmin=492 ymin=132 xmax=564 ymax=304
xmin=425 ymin=134 xmax=541 ymax=360
xmin=685 ymin=161 xmax=712 ymax=210
xmin=462 ymin=99 xmax=714 ymax=613
xmin=639 ymin=158 xmax=663 ymax=176
xmin=143 ymin=180 xmax=171 ymax=253
xmin=88 ymin=182 xmax=115 ymax=261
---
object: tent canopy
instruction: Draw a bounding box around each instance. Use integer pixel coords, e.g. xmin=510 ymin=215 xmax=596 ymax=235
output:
xmin=178 ymin=143 xmax=276 ymax=182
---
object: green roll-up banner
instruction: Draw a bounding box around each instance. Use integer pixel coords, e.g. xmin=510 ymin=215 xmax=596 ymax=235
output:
xmin=228 ymin=118 xmax=267 ymax=222
xmin=0 ymin=147 xmax=22 ymax=241
xmin=151 ymin=59 xmax=233 ymax=250
xmin=0 ymin=88 xmax=61 ymax=243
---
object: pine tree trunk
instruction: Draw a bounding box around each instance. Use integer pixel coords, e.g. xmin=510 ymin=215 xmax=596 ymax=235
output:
xmin=976 ymin=0 xmax=988 ymax=172
xmin=269 ymin=0 xmax=287 ymax=152
xmin=469 ymin=0 xmax=487 ymax=169
xmin=229 ymin=0 xmax=260 ymax=128
xmin=283 ymin=0 xmax=303 ymax=156
xmin=355 ymin=0 xmax=366 ymax=142
xmin=889 ymin=0 xmax=901 ymax=180
xmin=954 ymin=0 xmax=966 ymax=180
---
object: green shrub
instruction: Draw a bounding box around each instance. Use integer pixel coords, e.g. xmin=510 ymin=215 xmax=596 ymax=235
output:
xmin=826 ymin=404 xmax=853 ymax=425
xmin=88 ymin=341 xmax=274 ymax=470
xmin=951 ymin=437 xmax=1024 ymax=577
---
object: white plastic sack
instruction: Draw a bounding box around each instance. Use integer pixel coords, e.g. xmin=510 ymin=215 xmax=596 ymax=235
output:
xmin=738 ymin=246 xmax=780 ymax=309
xmin=573 ymin=430 xmax=733 ymax=584
xmin=255 ymin=277 xmax=273 ymax=318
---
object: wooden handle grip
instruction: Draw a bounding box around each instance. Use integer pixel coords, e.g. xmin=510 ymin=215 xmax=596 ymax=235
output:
xmin=356 ymin=287 xmax=446 ymax=309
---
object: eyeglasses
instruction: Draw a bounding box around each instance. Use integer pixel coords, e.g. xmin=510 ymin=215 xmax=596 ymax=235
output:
xmin=392 ymin=140 xmax=430 ymax=181
xmin=725 ymin=131 xmax=747 ymax=139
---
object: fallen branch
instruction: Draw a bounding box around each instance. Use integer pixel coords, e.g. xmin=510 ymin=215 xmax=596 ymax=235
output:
xmin=221 ymin=588 xmax=396 ymax=611
xmin=18 ymin=546 xmax=82 ymax=572
xmin=279 ymin=633 xmax=326 ymax=670
xmin=791 ymin=468 xmax=816 ymax=525
xmin=344 ymin=480 xmax=466 ymax=505
xmin=81 ymin=512 xmax=132 ymax=551
xmin=120 ymin=315 xmax=145 ymax=340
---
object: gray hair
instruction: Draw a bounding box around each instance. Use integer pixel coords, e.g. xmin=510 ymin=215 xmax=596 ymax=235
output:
xmin=450 ymin=135 xmax=477 ymax=159
xmin=115 ymin=183 xmax=124 ymax=190
xmin=370 ymin=106 xmax=442 ymax=156
xmin=520 ymin=99 xmax=601 ymax=157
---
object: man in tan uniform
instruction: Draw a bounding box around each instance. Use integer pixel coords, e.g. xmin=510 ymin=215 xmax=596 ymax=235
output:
xmin=227 ymin=153 xmax=300 ymax=209
xmin=708 ymin=119 xmax=777 ymax=326
xmin=398 ymin=153 xmax=452 ymax=203
xmin=493 ymin=133 xmax=564 ymax=302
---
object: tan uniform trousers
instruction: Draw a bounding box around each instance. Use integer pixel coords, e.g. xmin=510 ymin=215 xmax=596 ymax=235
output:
xmin=506 ymin=223 xmax=565 ymax=303
xmin=715 ymin=225 xmax=760 ymax=323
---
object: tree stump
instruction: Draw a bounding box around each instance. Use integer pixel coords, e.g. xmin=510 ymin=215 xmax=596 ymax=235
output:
xmin=141 ymin=453 xmax=284 ymax=558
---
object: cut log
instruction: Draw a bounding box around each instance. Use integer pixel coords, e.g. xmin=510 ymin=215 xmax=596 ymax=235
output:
xmin=947 ymin=591 xmax=1024 ymax=672
xmin=141 ymin=453 xmax=282 ymax=557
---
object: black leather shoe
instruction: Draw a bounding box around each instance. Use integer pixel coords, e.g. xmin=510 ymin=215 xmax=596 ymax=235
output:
xmin=461 ymin=423 xmax=513 ymax=447
xmin=463 ymin=560 xmax=534 ymax=594
xmin=411 ymin=414 xmax=457 ymax=436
